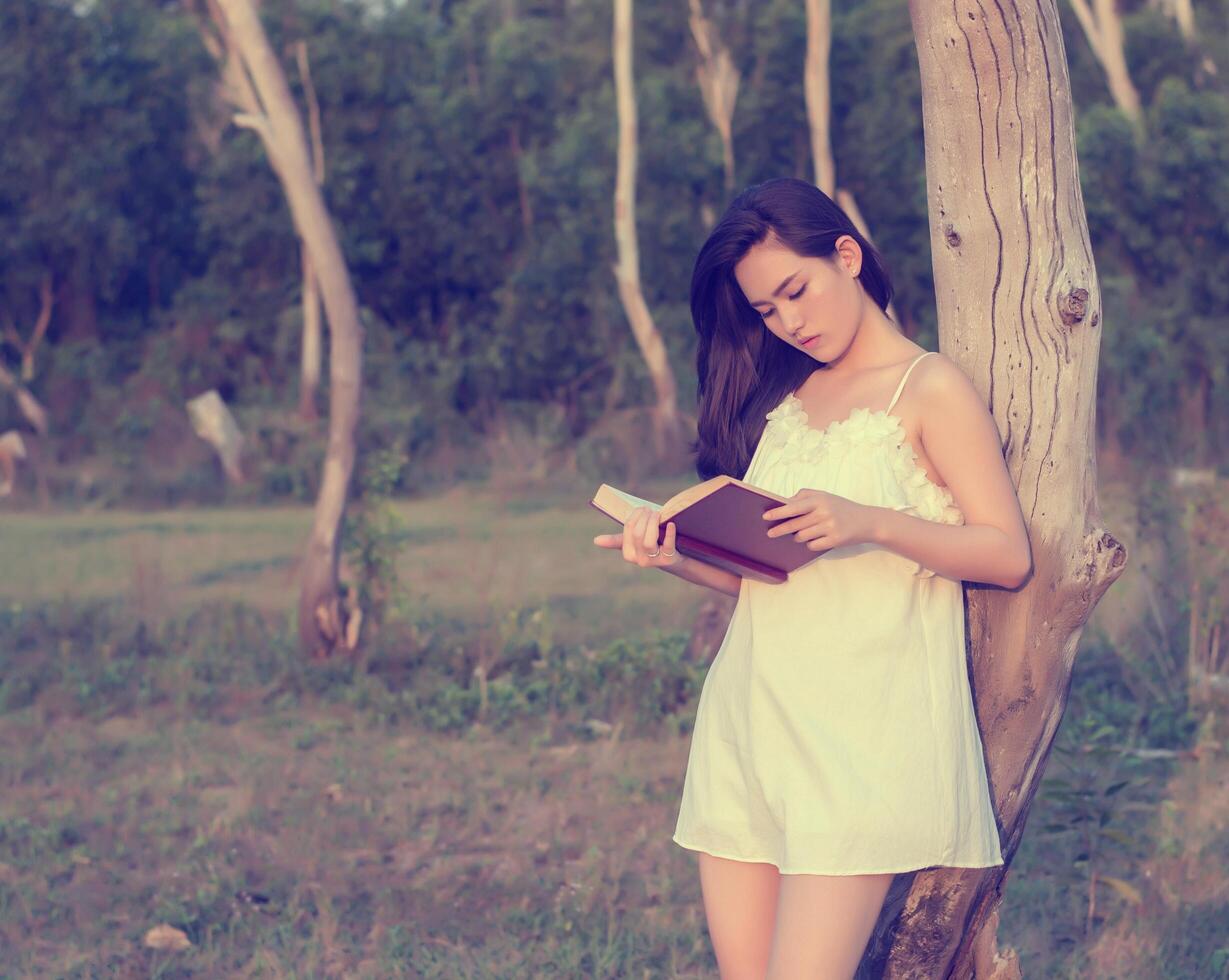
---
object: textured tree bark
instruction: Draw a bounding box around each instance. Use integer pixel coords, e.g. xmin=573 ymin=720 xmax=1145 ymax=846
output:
xmin=612 ymin=0 xmax=686 ymax=462
xmin=856 ymin=4 xmax=1129 ymax=977
xmin=200 ymin=0 xmax=365 ymax=658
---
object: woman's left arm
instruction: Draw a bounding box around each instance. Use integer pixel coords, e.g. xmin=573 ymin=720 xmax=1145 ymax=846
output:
xmin=869 ymin=354 xmax=1032 ymax=588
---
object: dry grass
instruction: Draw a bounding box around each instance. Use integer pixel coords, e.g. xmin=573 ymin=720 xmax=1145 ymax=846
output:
xmin=2 ymin=472 xmax=1226 ymax=976
xmin=0 ymin=701 xmax=713 ymax=977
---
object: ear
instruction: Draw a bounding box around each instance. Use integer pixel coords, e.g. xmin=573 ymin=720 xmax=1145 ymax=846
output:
xmin=833 ymin=234 xmax=863 ymax=278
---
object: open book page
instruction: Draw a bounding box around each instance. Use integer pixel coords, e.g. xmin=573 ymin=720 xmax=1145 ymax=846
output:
xmin=606 ymin=486 xmax=661 ymax=514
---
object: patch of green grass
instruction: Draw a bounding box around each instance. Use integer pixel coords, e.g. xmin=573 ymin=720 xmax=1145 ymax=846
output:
xmin=0 ymin=477 xmax=710 ymax=650
xmin=188 ymin=556 xmax=297 ymax=587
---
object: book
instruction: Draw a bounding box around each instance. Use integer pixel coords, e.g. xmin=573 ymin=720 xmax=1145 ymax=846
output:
xmin=589 ymin=475 xmax=820 ymax=584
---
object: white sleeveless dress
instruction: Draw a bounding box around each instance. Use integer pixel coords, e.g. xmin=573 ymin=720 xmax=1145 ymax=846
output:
xmin=672 ymin=351 xmax=1004 ymax=875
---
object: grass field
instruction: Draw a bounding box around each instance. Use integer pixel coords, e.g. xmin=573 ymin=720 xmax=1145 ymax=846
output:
xmin=1 ymin=474 xmax=709 ymax=650
xmin=1 ymin=474 xmax=1227 ymax=977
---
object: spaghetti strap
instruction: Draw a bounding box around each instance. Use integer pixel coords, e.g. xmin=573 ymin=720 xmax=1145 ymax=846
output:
xmin=886 ymin=351 xmax=935 ymax=414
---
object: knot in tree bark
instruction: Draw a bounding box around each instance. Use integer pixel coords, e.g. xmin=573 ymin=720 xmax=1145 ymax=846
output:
xmin=1058 ymin=287 xmax=1089 ymax=327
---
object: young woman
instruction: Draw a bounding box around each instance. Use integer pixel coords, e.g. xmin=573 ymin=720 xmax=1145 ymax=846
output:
xmin=593 ymin=177 xmax=1031 ymax=979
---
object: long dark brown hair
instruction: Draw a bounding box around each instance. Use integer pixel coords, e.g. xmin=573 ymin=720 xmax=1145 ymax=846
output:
xmin=689 ymin=177 xmax=895 ymax=480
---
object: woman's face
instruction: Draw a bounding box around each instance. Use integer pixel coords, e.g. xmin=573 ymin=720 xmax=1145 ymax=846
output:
xmin=733 ymin=234 xmax=865 ymax=364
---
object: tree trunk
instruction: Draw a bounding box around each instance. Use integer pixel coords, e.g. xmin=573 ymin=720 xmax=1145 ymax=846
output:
xmin=1068 ymin=0 xmax=1143 ymax=126
xmin=612 ymin=0 xmax=685 ymax=461
xmin=833 ymin=188 xmax=900 ymax=325
xmin=202 ymin=0 xmax=365 ymax=659
xmin=1150 ymin=0 xmax=1195 ymax=41
xmin=688 ymin=0 xmax=740 ymax=195
xmin=1148 ymin=0 xmax=1218 ymax=77
xmin=295 ymin=40 xmax=324 ymax=422
xmin=802 ymin=1 xmax=900 ymax=325
xmin=859 ymin=4 xmax=1129 ymax=976
xmin=804 ymin=0 xmax=836 ymax=198
xmin=298 ymin=243 xmax=323 ymax=421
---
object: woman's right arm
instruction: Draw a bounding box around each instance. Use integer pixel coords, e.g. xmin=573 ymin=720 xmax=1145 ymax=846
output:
xmin=593 ymin=507 xmax=743 ymax=599
xmin=657 ymin=554 xmax=741 ymax=598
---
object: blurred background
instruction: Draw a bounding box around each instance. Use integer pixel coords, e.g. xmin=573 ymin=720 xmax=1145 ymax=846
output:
xmin=1 ymin=0 xmax=1227 ymax=975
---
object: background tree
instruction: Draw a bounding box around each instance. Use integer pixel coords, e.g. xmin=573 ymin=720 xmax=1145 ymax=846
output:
xmin=0 ymin=0 xmax=204 ymax=462
xmin=192 ymin=0 xmax=365 ymax=658
xmin=0 ymin=0 xmax=1223 ymax=501
xmin=294 ymin=39 xmax=325 ymax=423
xmin=1067 ymin=0 xmax=1144 ymax=126
xmin=803 ymin=0 xmax=899 ymax=326
xmin=612 ymin=0 xmax=687 ymax=463
xmin=688 ymin=0 xmax=740 ymax=197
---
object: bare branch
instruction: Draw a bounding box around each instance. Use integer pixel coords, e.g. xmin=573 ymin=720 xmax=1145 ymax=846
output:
xmin=0 ymin=271 xmax=56 ymax=381
xmin=232 ymin=111 xmax=271 ymax=136
xmin=0 ymin=362 xmax=49 ymax=434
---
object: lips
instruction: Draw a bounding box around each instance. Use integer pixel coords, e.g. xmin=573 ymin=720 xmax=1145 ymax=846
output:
xmin=799 ymin=334 xmax=821 ymax=348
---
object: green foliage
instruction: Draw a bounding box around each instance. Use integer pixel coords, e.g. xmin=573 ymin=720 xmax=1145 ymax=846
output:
xmin=1075 ymin=21 xmax=1229 ymax=466
xmin=347 ymin=606 xmax=704 ymax=737
xmin=1036 ymin=712 xmax=1155 ymax=934
xmin=1 ymin=0 xmax=1227 ymax=502
xmin=0 ymin=600 xmax=293 ymax=719
xmin=342 ymin=445 xmax=412 ymax=636
xmin=0 ymin=0 xmax=206 ymax=358
xmin=0 ymin=597 xmax=704 ymax=741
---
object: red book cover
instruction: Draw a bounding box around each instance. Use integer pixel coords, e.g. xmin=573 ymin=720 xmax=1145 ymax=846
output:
xmin=590 ymin=478 xmax=819 ymax=584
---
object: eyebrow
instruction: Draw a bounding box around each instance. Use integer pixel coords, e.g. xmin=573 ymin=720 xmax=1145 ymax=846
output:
xmin=749 ymin=270 xmax=801 ymax=308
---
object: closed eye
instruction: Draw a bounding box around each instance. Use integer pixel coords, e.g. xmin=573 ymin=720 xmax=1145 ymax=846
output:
xmin=758 ymin=283 xmax=806 ymax=320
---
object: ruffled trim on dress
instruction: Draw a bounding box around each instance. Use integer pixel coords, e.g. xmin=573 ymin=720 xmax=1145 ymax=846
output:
xmin=765 ymin=398 xmax=903 ymax=459
xmin=765 ymin=395 xmax=964 ymax=579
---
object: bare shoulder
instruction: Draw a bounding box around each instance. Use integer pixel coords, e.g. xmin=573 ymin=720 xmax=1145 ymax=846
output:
xmin=910 ymin=351 xmax=1000 ymax=444
xmin=913 ymin=352 xmax=986 ymax=408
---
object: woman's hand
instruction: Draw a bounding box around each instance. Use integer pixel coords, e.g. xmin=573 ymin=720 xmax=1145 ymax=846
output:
xmin=592 ymin=506 xmax=686 ymax=569
xmin=762 ymin=490 xmax=877 ymax=552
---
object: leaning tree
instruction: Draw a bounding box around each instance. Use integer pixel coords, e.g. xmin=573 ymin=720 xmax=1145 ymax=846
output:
xmin=856 ymin=3 xmax=1130 ymax=977
xmin=192 ymin=0 xmax=365 ymax=659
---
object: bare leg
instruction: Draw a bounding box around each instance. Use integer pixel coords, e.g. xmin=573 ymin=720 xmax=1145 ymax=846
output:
xmin=697 ymin=851 xmax=782 ymax=980
xmin=765 ymin=871 xmax=894 ymax=980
